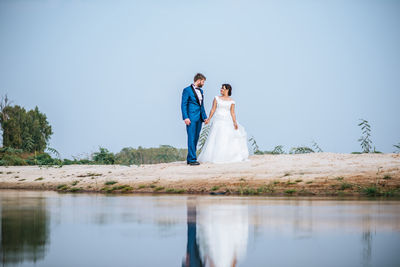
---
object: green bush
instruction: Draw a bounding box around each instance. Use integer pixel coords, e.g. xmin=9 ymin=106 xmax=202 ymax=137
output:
xmin=0 ymin=154 xmax=27 ymax=166
xmin=26 ymin=152 xmax=62 ymax=166
xmin=289 ymin=146 xmax=314 ymax=154
xmin=115 ymin=145 xmax=186 ymax=165
xmin=92 ymin=147 xmax=115 ymax=164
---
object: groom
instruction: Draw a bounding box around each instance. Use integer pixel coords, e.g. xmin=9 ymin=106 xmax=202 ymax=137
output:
xmin=181 ymin=73 xmax=208 ymax=166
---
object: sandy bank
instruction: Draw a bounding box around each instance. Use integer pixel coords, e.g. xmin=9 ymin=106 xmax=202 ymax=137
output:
xmin=1 ymin=153 xmax=399 ymax=196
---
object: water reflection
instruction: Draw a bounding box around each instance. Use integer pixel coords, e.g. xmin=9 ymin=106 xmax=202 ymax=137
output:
xmin=183 ymin=198 xmax=202 ymax=267
xmin=183 ymin=197 xmax=249 ymax=267
xmin=0 ymin=191 xmax=399 ymax=267
xmin=1 ymin=193 xmax=50 ymax=265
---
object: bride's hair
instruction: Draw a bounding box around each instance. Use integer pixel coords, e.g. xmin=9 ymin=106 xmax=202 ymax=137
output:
xmin=222 ymin=84 xmax=232 ymax=96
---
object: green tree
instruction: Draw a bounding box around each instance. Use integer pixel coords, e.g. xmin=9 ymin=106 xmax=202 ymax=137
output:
xmin=0 ymin=105 xmax=53 ymax=153
xmin=92 ymin=147 xmax=115 ymax=164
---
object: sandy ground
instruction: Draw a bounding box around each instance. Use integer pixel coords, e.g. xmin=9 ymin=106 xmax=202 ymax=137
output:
xmin=1 ymin=153 xmax=399 ymax=196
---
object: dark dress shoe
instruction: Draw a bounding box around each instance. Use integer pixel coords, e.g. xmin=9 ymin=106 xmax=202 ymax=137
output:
xmin=188 ymin=161 xmax=200 ymax=166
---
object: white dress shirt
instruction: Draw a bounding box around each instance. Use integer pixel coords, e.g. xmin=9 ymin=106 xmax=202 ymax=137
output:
xmin=192 ymin=84 xmax=203 ymax=104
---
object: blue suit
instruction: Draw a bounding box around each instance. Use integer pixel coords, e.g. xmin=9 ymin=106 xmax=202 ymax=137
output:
xmin=181 ymin=85 xmax=208 ymax=163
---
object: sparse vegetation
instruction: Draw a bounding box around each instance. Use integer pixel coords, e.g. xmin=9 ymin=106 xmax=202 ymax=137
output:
xmin=100 ymin=185 xmax=133 ymax=193
xmin=77 ymin=173 xmax=102 ymax=177
xmin=358 ymin=119 xmax=373 ymax=153
xmin=339 ymin=182 xmax=353 ymax=190
xmin=311 ymin=140 xmax=323 ymax=152
xmin=284 ymin=189 xmax=296 ymax=195
xmin=211 ymin=186 xmax=220 ymax=191
xmin=198 ymin=124 xmax=211 ymax=153
xmin=116 ymin=145 xmax=187 ymax=165
xmin=166 ymin=188 xmax=185 ymax=194
xmin=257 ymin=184 xmax=275 ymax=194
xmin=394 ymin=143 xmax=400 ymax=153
xmin=56 ymin=184 xmax=69 ymax=191
xmin=363 ymin=186 xmax=381 ymax=196
xmin=264 ymin=145 xmax=285 ymax=155
xmin=104 ymin=181 xmax=117 ymax=185
xmin=238 ymin=186 xmax=257 ymax=195
xmin=154 ymin=186 xmax=164 ymax=191
xmin=289 ymin=146 xmax=314 ymax=154
xmin=35 ymin=177 xmax=44 ymax=181
xmin=100 ymin=187 xmax=112 ymax=193
xmin=121 ymin=186 xmax=133 ymax=192
xmin=298 ymin=189 xmax=315 ymax=195
xmin=69 ymin=187 xmax=82 ymax=192
xmin=111 ymin=185 xmax=130 ymax=191
xmin=248 ymin=136 xmax=263 ymax=154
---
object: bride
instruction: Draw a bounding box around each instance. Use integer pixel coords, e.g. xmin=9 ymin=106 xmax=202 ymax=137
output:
xmin=198 ymin=84 xmax=249 ymax=163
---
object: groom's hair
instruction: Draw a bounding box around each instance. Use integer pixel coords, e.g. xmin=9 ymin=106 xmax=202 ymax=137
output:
xmin=222 ymin=84 xmax=232 ymax=96
xmin=194 ymin=73 xmax=206 ymax=82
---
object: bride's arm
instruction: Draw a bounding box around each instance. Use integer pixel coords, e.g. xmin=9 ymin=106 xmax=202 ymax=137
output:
xmin=207 ymin=98 xmax=217 ymax=121
xmin=230 ymin=103 xmax=238 ymax=130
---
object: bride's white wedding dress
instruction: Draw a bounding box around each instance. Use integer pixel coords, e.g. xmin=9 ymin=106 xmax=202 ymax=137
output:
xmin=196 ymin=203 xmax=249 ymax=267
xmin=198 ymin=96 xmax=249 ymax=163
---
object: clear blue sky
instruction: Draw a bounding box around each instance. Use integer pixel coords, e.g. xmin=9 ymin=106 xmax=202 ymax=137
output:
xmin=1 ymin=0 xmax=399 ymax=158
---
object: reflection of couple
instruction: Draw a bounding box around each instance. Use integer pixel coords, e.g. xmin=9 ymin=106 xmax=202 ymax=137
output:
xmin=181 ymin=73 xmax=249 ymax=165
xmin=183 ymin=199 xmax=248 ymax=267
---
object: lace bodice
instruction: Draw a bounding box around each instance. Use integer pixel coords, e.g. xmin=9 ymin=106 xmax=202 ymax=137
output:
xmin=214 ymin=96 xmax=235 ymax=121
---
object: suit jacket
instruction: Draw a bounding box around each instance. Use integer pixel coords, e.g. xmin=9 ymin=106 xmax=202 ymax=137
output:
xmin=181 ymin=85 xmax=208 ymax=122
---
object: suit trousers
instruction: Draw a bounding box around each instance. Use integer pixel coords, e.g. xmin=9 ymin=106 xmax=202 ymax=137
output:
xmin=186 ymin=119 xmax=202 ymax=163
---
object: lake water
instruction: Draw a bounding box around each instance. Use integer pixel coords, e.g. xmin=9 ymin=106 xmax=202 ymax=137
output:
xmin=1 ymin=190 xmax=399 ymax=267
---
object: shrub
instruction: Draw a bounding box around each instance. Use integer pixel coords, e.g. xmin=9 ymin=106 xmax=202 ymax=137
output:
xmin=284 ymin=189 xmax=296 ymax=195
xmin=289 ymin=147 xmax=314 ymax=154
xmin=0 ymin=154 xmax=27 ymax=166
xmin=358 ymin=119 xmax=373 ymax=153
xmin=363 ymin=186 xmax=381 ymax=196
xmin=92 ymin=147 xmax=115 ymax=164
xmin=104 ymin=181 xmax=117 ymax=185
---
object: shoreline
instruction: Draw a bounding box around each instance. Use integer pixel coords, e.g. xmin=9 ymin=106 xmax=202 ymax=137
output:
xmin=1 ymin=153 xmax=399 ymax=197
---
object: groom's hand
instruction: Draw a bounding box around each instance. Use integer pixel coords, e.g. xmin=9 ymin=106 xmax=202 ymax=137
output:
xmin=184 ymin=118 xmax=191 ymax=125
xmin=204 ymin=119 xmax=209 ymax=125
